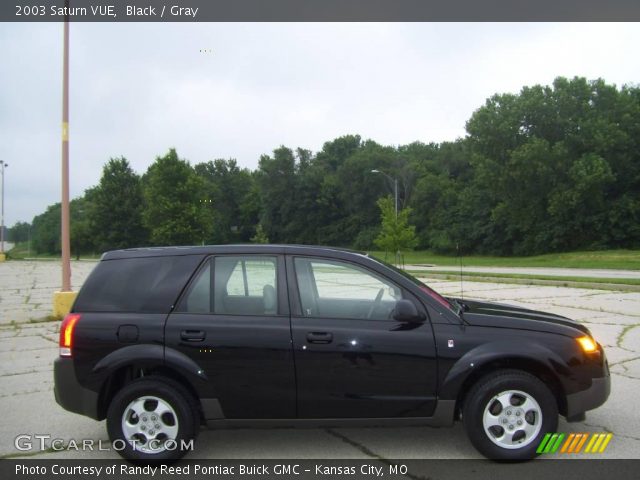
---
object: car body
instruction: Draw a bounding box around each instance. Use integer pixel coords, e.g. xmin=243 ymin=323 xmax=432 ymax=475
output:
xmin=54 ymin=245 xmax=610 ymax=461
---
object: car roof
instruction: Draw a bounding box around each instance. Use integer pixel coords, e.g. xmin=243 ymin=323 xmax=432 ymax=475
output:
xmin=101 ymin=244 xmax=370 ymax=261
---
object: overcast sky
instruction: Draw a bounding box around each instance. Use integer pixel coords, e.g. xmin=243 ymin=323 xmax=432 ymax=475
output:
xmin=1 ymin=22 xmax=639 ymax=225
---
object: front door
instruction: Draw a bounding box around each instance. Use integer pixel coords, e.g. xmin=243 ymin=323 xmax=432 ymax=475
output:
xmin=288 ymin=256 xmax=438 ymax=418
xmin=165 ymin=254 xmax=295 ymax=419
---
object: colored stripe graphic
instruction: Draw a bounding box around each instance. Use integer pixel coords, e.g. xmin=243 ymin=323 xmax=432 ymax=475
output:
xmin=550 ymin=433 xmax=565 ymax=453
xmin=598 ymin=433 xmax=613 ymax=453
xmin=585 ymin=433 xmax=613 ymax=453
xmin=544 ymin=433 xmax=559 ymax=453
xmin=594 ymin=433 xmax=606 ymax=452
xmin=540 ymin=433 xmax=565 ymax=453
xmin=574 ymin=433 xmax=589 ymax=453
xmin=568 ymin=433 xmax=581 ymax=453
xmin=537 ymin=433 xmax=552 ymax=454
xmin=560 ymin=433 xmax=575 ymax=453
xmin=538 ymin=432 xmax=613 ymax=454
xmin=585 ymin=434 xmax=598 ymax=453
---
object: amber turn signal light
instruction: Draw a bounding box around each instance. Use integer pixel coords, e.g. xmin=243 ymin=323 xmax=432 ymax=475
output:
xmin=577 ymin=336 xmax=598 ymax=353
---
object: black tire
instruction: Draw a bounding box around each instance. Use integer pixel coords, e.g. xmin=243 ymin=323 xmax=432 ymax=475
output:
xmin=463 ymin=369 xmax=558 ymax=461
xmin=107 ymin=376 xmax=200 ymax=462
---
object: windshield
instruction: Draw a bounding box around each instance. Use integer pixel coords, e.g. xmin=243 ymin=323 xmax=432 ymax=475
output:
xmin=370 ymin=256 xmax=455 ymax=311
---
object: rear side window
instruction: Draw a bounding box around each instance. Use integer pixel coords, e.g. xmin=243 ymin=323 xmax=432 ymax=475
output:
xmin=179 ymin=256 xmax=278 ymax=316
xmin=74 ymin=255 xmax=204 ymax=313
xmin=224 ymin=257 xmax=277 ymax=298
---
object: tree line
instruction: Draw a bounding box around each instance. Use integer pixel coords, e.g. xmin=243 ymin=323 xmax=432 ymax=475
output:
xmin=9 ymin=76 xmax=640 ymax=257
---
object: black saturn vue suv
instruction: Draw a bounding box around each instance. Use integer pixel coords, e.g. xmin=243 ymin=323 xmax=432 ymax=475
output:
xmin=54 ymin=245 xmax=610 ymax=461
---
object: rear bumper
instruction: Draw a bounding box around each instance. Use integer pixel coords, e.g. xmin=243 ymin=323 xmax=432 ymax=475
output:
xmin=53 ymin=357 xmax=100 ymax=420
xmin=565 ymin=374 xmax=611 ymax=418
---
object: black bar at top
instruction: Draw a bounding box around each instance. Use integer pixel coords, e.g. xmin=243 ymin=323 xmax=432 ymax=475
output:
xmin=2 ymin=0 xmax=640 ymax=22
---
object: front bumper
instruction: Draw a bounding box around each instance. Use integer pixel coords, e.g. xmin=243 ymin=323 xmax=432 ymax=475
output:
xmin=54 ymin=357 xmax=100 ymax=420
xmin=565 ymin=374 xmax=611 ymax=419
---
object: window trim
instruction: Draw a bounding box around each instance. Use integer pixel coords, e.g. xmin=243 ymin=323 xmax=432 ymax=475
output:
xmin=289 ymin=255 xmax=406 ymax=322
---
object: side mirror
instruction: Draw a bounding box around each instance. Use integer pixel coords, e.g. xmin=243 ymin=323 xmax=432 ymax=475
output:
xmin=393 ymin=299 xmax=424 ymax=323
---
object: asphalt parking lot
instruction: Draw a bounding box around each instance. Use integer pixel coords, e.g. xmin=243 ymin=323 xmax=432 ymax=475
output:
xmin=0 ymin=260 xmax=638 ymax=460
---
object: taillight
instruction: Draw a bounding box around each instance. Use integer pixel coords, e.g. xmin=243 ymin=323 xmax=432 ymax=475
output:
xmin=59 ymin=313 xmax=81 ymax=357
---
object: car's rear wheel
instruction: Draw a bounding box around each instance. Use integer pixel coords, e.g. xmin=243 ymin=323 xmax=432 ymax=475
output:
xmin=107 ymin=377 xmax=199 ymax=462
xmin=463 ymin=369 xmax=558 ymax=460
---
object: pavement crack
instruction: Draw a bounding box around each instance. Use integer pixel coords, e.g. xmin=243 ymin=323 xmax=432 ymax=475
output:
xmin=0 ymin=388 xmax=51 ymax=398
xmin=609 ymin=355 xmax=640 ymax=367
xmin=616 ymin=324 xmax=640 ymax=348
xmin=325 ymin=428 xmax=383 ymax=460
xmin=611 ymin=371 xmax=640 ymax=380
xmin=581 ymin=422 xmax=613 ymax=433
xmin=614 ymin=434 xmax=640 ymax=442
xmin=549 ymin=303 xmax=640 ymax=319
xmin=597 ymin=431 xmax=640 ymax=442
xmin=38 ymin=334 xmax=58 ymax=344
xmin=324 ymin=429 xmax=429 ymax=480
xmin=0 ymin=368 xmax=49 ymax=378
xmin=0 ymin=445 xmax=63 ymax=459
xmin=580 ymin=421 xmax=640 ymax=441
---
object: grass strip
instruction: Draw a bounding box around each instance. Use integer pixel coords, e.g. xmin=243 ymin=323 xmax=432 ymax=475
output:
xmin=408 ymin=272 xmax=640 ymax=292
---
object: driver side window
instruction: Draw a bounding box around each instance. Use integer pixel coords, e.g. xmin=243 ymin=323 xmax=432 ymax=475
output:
xmin=294 ymin=258 xmax=401 ymax=321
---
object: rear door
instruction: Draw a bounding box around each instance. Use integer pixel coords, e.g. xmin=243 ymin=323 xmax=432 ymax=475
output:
xmin=165 ymin=254 xmax=295 ymax=418
xmin=288 ymin=255 xmax=438 ymax=418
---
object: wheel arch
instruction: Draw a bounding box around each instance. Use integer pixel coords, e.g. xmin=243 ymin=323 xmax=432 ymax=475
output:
xmin=93 ymin=345 xmax=209 ymax=421
xmin=455 ymin=358 xmax=567 ymax=419
xmin=439 ymin=342 xmax=569 ymax=419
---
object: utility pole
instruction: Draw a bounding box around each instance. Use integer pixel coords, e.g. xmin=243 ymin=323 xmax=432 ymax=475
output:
xmin=54 ymin=4 xmax=75 ymax=317
xmin=61 ymin=10 xmax=71 ymax=292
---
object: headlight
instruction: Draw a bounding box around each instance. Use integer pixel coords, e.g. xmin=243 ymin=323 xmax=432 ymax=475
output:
xmin=577 ymin=336 xmax=598 ymax=353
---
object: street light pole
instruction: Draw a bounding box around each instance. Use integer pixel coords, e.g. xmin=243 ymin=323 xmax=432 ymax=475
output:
xmin=370 ymin=169 xmax=398 ymax=219
xmin=371 ymin=168 xmax=401 ymax=265
xmin=393 ymin=177 xmax=398 ymax=220
xmin=0 ymin=160 xmax=8 ymax=256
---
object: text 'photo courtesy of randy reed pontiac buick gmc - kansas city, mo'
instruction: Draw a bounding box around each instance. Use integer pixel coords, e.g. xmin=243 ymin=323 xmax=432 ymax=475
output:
xmin=53 ymin=245 xmax=610 ymax=461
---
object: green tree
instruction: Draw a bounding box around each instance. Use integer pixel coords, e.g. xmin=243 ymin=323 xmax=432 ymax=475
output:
xmin=31 ymin=203 xmax=61 ymax=254
xmin=29 ymin=191 xmax=98 ymax=256
xmin=251 ymin=223 xmax=270 ymax=244
xmin=194 ymin=159 xmax=256 ymax=244
xmin=374 ymin=196 xmax=418 ymax=261
xmin=256 ymin=146 xmax=297 ymax=242
xmin=465 ymin=76 xmax=640 ymax=254
xmin=142 ymin=149 xmax=210 ymax=245
xmin=91 ymin=157 xmax=147 ymax=251
xmin=21 ymin=76 xmax=640 ymax=257
xmin=70 ymin=192 xmax=96 ymax=259
xmin=8 ymin=221 xmax=31 ymax=243
xmin=333 ymin=140 xmax=401 ymax=246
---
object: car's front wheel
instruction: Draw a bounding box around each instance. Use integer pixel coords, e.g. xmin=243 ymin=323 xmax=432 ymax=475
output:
xmin=463 ymin=369 xmax=558 ymax=460
xmin=107 ymin=377 xmax=199 ymax=462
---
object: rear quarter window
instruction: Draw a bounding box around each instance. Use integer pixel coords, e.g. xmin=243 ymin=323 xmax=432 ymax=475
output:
xmin=73 ymin=255 xmax=204 ymax=313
